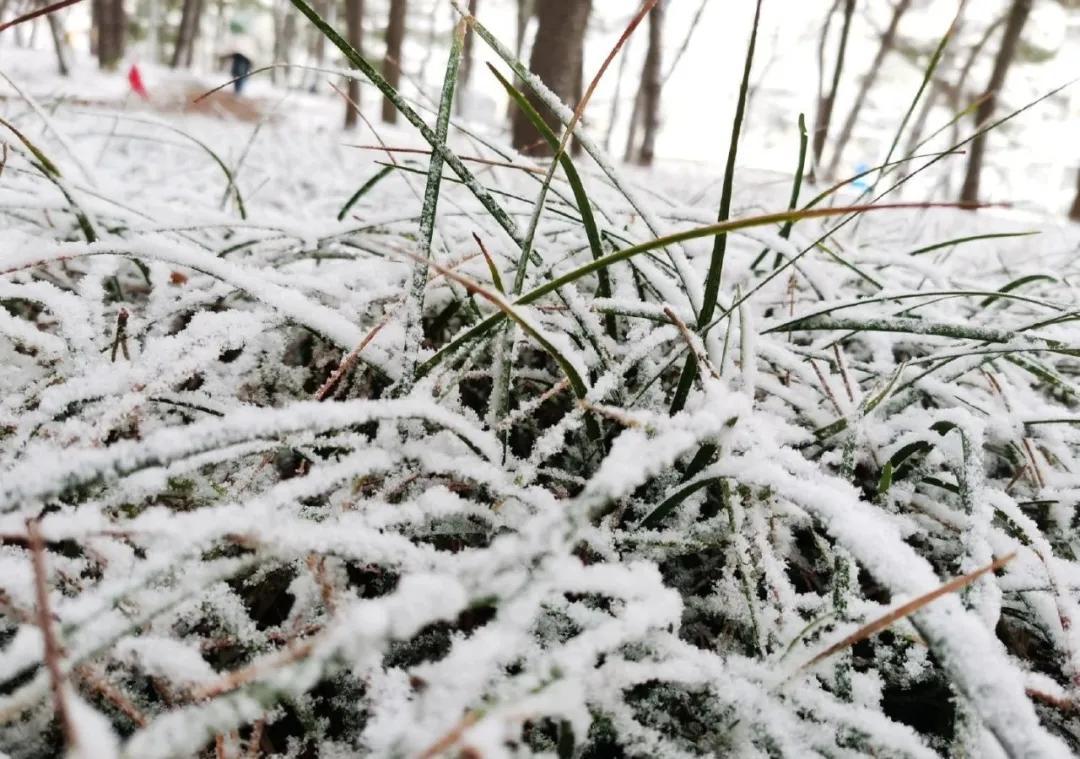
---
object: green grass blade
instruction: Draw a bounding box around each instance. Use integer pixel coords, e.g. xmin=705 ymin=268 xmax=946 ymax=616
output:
xmin=0 ymin=115 xmax=61 ymax=176
xmin=638 ymin=477 xmax=722 ymax=530
xmin=867 ymin=12 xmax=957 ymax=196
xmin=402 ymin=21 xmax=466 ymax=388
xmin=767 ymin=315 xmax=1068 ymax=351
xmin=908 ymin=231 xmax=1040 ymax=257
xmin=490 ymin=64 xmax=615 ymax=335
xmin=456 ymin=1 xmax=702 ymax=308
xmin=670 ymin=0 xmax=762 ymax=418
xmin=751 ymin=113 xmax=808 ymax=270
xmin=416 ymin=202 xmax=960 ymax=380
xmin=699 ymin=0 xmax=762 ymax=330
xmin=416 ymin=253 xmax=600 ymax=440
xmin=0 ymin=116 xmax=97 ymax=242
xmin=699 ymin=81 xmax=1074 ymax=341
xmin=980 ymin=274 xmax=1057 ymax=307
xmin=772 ymin=289 xmax=1060 ymax=329
xmin=338 ymin=165 xmax=396 ymax=221
xmin=289 ymin=0 xmax=523 ymax=248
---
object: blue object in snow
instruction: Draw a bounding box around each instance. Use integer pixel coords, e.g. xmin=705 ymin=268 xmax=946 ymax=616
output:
xmin=852 ymin=163 xmax=870 ymax=190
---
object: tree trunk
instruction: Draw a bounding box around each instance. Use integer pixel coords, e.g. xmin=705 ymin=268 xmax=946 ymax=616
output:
xmin=959 ymin=0 xmax=1032 ymax=206
xmin=271 ymin=0 xmax=285 ymax=84
xmin=171 ymin=0 xmax=198 ymax=68
xmin=507 ymin=0 xmax=533 ymax=121
xmin=46 ymin=9 xmax=69 ymax=76
xmin=1069 ymin=169 xmax=1080 ymax=222
xmin=211 ymin=0 xmax=227 ymax=65
xmin=381 ymin=0 xmax=407 ymax=123
xmin=826 ymin=0 xmax=912 ymax=178
xmin=514 ymin=0 xmax=531 ymax=58
xmin=623 ymin=87 xmax=643 ymax=162
xmin=344 ymin=0 xmax=364 ymax=128
xmin=511 ymin=0 xmax=590 ymax=156
xmin=308 ymin=0 xmax=329 ymax=89
xmin=636 ymin=0 xmax=665 ymax=165
xmin=184 ymin=0 xmax=204 ymax=67
xmin=96 ymin=0 xmax=125 ymax=69
xmin=90 ymin=0 xmax=102 ymax=55
xmin=279 ymin=9 xmax=297 ymax=85
xmin=811 ymin=0 xmax=855 ymax=173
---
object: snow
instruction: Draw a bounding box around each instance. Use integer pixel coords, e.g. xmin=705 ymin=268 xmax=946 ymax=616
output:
xmin=2 ymin=19 xmax=1080 ymax=757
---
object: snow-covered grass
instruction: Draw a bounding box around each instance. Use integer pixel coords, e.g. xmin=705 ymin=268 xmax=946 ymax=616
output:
xmin=3 ymin=8 xmax=1080 ymax=758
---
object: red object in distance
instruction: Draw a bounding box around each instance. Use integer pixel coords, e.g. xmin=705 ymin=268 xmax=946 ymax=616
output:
xmin=128 ymin=64 xmax=149 ymax=100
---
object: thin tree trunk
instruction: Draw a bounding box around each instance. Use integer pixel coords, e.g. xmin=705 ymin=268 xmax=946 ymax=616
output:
xmin=938 ymin=13 xmax=1000 ymax=168
xmin=97 ymin=0 xmax=124 ymax=69
xmin=459 ymin=0 xmax=478 ymax=95
xmin=623 ymin=87 xmax=643 ymax=162
xmin=270 ymin=0 xmax=284 ymax=84
xmin=507 ymin=0 xmax=533 ymax=121
xmin=112 ymin=0 xmax=125 ymax=64
xmin=381 ymin=0 xmax=407 ymax=123
xmin=811 ymin=0 xmax=855 ymax=173
xmin=636 ymin=0 xmax=665 ymax=166
xmin=309 ymin=0 xmax=328 ymax=88
xmin=344 ymin=0 xmax=364 ymax=129
xmin=959 ymin=0 xmax=1032 ymax=206
xmin=604 ymin=30 xmax=634 ymax=152
xmin=898 ymin=10 xmax=991 ymax=172
xmin=211 ymin=0 xmax=226 ymax=67
xmin=1069 ymin=168 xmax=1080 ymax=222
xmin=90 ymin=0 xmax=102 ymax=55
xmin=280 ymin=9 xmax=297 ymax=85
xmin=183 ymin=0 xmax=203 ymax=68
xmin=827 ymin=0 xmax=912 ymax=178
xmin=511 ymin=0 xmax=590 ymax=156
xmin=46 ymin=9 xmax=69 ymax=76
xmin=514 ymin=0 xmax=530 ymax=58
xmin=662 ymin=0 xmax=708 ymax=85
xmin=901 ymin=8 xmax=993 ymax=164
xmin=171 ymin=0 xmax=197 ymax=68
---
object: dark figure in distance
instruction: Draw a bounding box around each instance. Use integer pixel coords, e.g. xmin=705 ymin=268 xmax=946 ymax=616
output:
xmin=222 ymin=52 xmax=252 ymax=94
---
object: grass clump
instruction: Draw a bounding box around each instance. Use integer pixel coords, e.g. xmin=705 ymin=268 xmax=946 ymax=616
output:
xmin=0 ymin=4 xmax=1079 ymax=758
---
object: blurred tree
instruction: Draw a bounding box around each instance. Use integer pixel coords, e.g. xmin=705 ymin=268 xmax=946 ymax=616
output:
xmin=1070 ymin=168 xmax=1080 ymax=222
xmin=381 ymin=0 xmax=406 ymax=123
xmin=960 ymin=0 xmax=1033 ymax=205
xmin=511 ymin=0 xmax=591 ymax=155
xmin=93 ymin=0 xmax=125 ymax=69
xmin=308 ymin=0 xmax=330 ymax=86
xmin=457 ymin=0 xmax=478 ymax=114
xmin=506 ymin=0 xmax=533 ymax=122
xmin=514 ymin=0 xmax=532 ymax=59
xmin=811 ymin=0 xmax=855 ymax=174
xmin=274 ymin=2 xmax=298 ymax=85
xmin=345 ymin=0 xmax=364 ymax=128
xmin=636 ymin=0 xmax=665 ymax=165
xmin=42 ymin=3 xmax=70 ymax=75
xmin=827 ymin=0 xmax=912 ymax=178
xmin=172 ymin=0 xmax=204 ymax=68
xmin=621 ymin=0 xmax=706 ymax=157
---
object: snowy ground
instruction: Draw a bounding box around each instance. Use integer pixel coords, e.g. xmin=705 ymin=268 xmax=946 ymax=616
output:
xmin=2 ymin=40 xmax=1080 ymax=759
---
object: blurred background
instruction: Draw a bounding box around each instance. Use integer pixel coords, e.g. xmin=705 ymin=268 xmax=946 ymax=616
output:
xmin=2 ymin=0 xmax=1078 ymax=217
